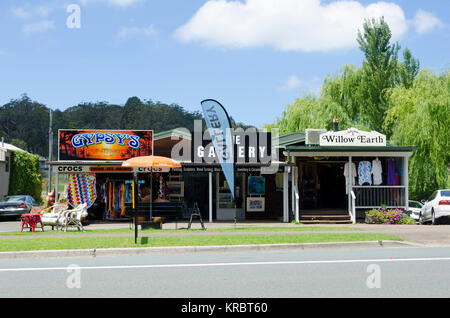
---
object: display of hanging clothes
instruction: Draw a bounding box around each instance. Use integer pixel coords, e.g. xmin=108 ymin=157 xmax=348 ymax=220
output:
xmin=344 ymin=162 xmax=357 ymax=194
xmin=387 ymin=159 xmax=396 ymax=185
xmin=104 ymin=180 xmax=130 ymax=220
xmin=397 ymin=159 xmax=403 ymax=177
xmin=358 ymin=161 xmax=373 ymax=185
xmin=372 ymin=158 xmax=383 ymax=185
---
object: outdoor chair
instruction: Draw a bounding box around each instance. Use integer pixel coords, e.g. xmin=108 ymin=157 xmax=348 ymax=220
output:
xmin=40 ymin=202 xmax=70 ymax=230
xmin=59 ymin=203 xmax=88 ymax=232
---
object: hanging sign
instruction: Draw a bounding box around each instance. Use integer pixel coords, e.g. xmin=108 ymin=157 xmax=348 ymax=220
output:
xmin=319 ymin=128 xmax=386 ymax=147
xmin=58 ymin=129 xmax=153 ymax=161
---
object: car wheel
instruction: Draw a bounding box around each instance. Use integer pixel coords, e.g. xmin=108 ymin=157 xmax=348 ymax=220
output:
xmin=431 ymin=210 xmax=438 ymax=225
xmin=419 ymin=213 xmax=424 ymax=225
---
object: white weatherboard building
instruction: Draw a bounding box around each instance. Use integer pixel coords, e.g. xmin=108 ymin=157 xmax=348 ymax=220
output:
xmin=0 ymin=141 xmax=29 ymax=200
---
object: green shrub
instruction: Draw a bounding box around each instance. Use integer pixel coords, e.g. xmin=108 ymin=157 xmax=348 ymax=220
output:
xmin=400 ymin=216 xmax=417 ymax=225
xmin=365 ymin=207 xmax=405 ymax=224
xmin=8 ymin=150 xmax=43 ymax=203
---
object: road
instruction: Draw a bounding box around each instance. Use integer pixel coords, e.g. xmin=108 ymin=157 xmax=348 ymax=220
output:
xmin=0 ymin=246 xmax=449 ymax=298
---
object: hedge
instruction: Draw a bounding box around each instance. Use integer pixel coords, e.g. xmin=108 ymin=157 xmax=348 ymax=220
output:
xmin=8 ymin=150 xmax=42 ymax=203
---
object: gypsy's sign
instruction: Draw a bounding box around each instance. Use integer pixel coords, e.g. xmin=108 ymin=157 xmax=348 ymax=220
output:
xmin=320 ymin=128 xmax=386 ymax=147
xmin=58 ymin=130 xmax=153 ymax=161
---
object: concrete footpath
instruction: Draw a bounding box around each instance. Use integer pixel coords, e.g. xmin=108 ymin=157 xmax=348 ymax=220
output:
xmin=0 ymin=220 xmax=449 ymax=259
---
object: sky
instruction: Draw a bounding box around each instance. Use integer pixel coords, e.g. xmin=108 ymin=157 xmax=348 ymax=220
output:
xmin=0 ymin=0 xmax=448 ymax=128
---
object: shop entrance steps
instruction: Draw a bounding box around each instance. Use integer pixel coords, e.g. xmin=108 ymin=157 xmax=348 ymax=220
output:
xmin=299 ymin=210 xmax=352 ymax=224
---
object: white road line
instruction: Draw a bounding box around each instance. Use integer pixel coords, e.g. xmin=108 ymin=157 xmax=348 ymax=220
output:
xmin=0 ymin=257 xmax=450 ymax=272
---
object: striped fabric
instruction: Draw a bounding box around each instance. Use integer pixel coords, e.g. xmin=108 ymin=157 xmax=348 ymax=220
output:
xmin=68 ymin=173 xmax=97 ymax=208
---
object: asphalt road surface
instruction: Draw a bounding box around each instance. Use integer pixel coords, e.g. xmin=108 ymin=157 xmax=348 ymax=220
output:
xmin=0 ymin=246 xmax=449 ymax=298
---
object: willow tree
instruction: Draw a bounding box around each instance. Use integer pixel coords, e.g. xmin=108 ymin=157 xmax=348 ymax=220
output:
xmin=385 ymin=68 xmax=450 ymax=199
xmin=265 ymin=93 xmax=351 ymax=135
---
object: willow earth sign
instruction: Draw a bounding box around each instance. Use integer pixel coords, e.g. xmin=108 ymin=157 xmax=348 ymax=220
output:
xmin=320 ymin=128 xmax=386 ymax=147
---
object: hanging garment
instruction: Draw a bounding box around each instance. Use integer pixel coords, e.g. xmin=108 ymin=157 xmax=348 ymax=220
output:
xmin=68 ymin=173 xmax=97 ymax=208
xmin=387 ymin=160 xmax=396 ymax=185
xmin=121 ymin=183 xmax=126 ymax=216
xmin=358 ymin=161 xmax=373 ymax=186
xmin=344 ymin=162 xmax=357 ymax=194
xmin=372 ymin=158 xmax=383 ymax=185
xmin=397 ymin=159 xmax=404 ymax=177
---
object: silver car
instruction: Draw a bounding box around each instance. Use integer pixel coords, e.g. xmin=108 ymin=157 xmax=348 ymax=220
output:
xmin=419 ymin=190 xmax=450 ymax=225
xmin=0 ymin=195 xmax=40 ymax=219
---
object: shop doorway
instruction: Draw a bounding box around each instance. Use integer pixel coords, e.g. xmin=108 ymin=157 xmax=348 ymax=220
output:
xmin=183 ymin=172 xmax=211 ymax=220
xmin=300 ymin=161 xmax=346 ymax=211
xmin=317 ymin=163 xmax=346 ymax=209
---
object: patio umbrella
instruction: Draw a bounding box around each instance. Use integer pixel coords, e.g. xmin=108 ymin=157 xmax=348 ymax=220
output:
xmin=122 ymin=155 xmax=182 ymax=243
xmin=122 ymin=155 xmax=182 ymax=169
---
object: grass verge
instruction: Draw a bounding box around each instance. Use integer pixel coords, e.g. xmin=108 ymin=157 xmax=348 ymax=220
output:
xmin=0 ymin=226 xmax=361 ymax=236
xmin=0 ymin=233 xmax=403 ymax=252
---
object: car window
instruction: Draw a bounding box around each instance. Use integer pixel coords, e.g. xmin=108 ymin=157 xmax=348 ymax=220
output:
xmin=428 ymin=191 xmax=437 ymax=201
xmin=4 ymin=196 xmax=26 ymax=202
xmin=409 ymin=201 xmax=421 ymax=208
xmin=440 ymin=191 xmax=450 ymax=197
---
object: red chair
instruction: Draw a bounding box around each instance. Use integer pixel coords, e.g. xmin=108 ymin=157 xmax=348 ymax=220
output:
xmin=21 ymin=213 xmax=44 ymax=232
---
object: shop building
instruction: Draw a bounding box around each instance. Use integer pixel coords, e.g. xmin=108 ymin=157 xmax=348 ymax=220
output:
xmin=50 ymin=128 xmax=293 ymax=223
xmin=280 ymin=125 xmax=417 ymax=223
xmin=49 ymin=125 xmax=416 ymax=224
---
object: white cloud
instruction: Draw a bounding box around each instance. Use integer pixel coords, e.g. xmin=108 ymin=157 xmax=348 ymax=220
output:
xmin=279 ymin=76 xmax=303 ymax=90
xmin=174 ymin=0 xmax=410 ymax=52
xmin=79 ymin=0 xmax=143 ymax=7
xmin=23 ymin=20 xmax=55 ymax=35
xmin=412 ymin=9 xmax=443 ymax=34
xmin=278 ymin=75 xmax=322 ymax=93
xmin=118 ymin=25 xmax=157 ymax=38
xmin=11 ymin=5 xmax=54 ymax=19
xmin=11 ymin=7 xmax=33 ymax=19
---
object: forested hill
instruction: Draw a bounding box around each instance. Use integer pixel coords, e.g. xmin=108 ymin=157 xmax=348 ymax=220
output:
xmin=0 ymin=95 xmax=204 ymax=157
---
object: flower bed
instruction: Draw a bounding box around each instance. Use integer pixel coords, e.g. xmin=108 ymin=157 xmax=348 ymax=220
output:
xmin=365 ymin=207 xmax=406 ymax=224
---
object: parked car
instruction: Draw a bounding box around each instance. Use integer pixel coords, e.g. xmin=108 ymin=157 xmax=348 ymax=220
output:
xmin=0 ymin=195 xmax=40 ymax=219
xmin=406 ymin=200 xmax=423 ymax=221
xmin=419 ymin=190 xmax=450 ymax=225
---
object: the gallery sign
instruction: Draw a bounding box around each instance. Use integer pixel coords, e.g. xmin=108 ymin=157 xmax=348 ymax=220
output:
xmin=319 ymin=128 xmax=386 ymax=147
xmin=192 ymin=129 xmax=273 ymax=164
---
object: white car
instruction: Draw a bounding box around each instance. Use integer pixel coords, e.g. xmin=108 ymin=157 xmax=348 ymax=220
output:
xmin=407 ymin=200 xmax=423 ymax=221
xmin=419 ymin=190 xmax=450 ymax=225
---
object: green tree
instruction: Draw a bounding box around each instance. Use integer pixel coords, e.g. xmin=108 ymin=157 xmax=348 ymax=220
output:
xmin=385 ymin=68 xmax=450 ymax=199
xmin=265 ymin=93 xmax=352 ymax=135
xmin=8 ymin=150 xmax=43 ymax=202
xmin=357 ymin=17 xmax=400 ymax=134
xmin=398 ymin=47 xmax=420 ymax=89
xmin=10 ymin=138 xmax=28 ymax=151
xmin=321 ymin=64 xmax=363 ymax=127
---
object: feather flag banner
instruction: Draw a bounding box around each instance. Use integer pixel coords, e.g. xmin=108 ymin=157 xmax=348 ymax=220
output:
xmin=68 ymin=173 xmax=97 ymax=208
xmin=201 ymin=99 xmax=235 ymax=199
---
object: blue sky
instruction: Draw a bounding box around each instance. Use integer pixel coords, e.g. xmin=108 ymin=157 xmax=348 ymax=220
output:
xmin=0 ymin=0 xmax=448 ymax=128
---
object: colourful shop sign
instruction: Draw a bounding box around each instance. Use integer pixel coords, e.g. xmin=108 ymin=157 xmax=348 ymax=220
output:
xmin=58 ymin=130 xmax=153 ymax=161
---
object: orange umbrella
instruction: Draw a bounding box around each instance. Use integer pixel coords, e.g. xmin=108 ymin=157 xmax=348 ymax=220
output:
xmin=122 ymin=155 xmax=181 ymax=168
xmin=122 ymin=156 xmax=181 ymax=239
